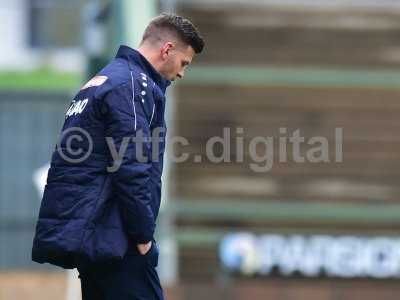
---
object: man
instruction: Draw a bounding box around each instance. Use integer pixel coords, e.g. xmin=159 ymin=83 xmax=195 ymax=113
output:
xmin=32 ymin=13 xmax=204 ymax=300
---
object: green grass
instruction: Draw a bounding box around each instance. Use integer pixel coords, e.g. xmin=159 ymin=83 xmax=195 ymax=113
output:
xmin=0 ymin=69 xmax=82 ymax=91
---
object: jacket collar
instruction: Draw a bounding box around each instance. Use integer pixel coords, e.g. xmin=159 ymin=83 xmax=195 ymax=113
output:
xmin=116 ymin=45 xmax=171 ymax=93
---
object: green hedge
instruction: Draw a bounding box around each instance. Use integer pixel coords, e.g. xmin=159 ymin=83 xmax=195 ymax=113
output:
xmin=0 ymin=69 xmax=82 ymax=91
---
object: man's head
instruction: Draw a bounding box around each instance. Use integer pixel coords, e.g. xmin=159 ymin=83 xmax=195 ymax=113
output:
xmin=138 ymin=13 xmax=204 ymax=81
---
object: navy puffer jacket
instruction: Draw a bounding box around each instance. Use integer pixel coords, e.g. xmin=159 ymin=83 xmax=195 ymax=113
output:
xmin=32 ymin=45 xmax=170 ymax=268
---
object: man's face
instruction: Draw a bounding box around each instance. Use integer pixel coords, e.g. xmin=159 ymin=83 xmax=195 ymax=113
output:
xmin=159 ymin=43 xmax=195 ymax=81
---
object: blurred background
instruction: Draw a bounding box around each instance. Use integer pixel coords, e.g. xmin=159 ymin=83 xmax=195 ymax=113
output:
xmin=2 ymin=0 xmax=400 ymax=299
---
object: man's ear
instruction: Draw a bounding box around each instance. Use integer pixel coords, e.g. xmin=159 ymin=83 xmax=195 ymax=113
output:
xmin=161 ymin=42 xmax=174 ymax=60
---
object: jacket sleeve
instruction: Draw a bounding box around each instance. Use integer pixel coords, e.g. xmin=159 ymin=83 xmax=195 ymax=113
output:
xmin=102 ymin=79 xmax=155 ymax=244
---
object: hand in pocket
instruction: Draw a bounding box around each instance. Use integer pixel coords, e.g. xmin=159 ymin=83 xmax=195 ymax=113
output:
xmin=137 ymin=241 xmax=152 ymax=255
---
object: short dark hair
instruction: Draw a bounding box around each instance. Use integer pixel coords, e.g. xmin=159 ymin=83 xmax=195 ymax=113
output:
xmin=142 ymin=13 xmax=204 ymax=54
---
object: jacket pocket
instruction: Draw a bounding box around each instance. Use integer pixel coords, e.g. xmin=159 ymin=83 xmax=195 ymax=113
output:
xmin=80 ymin=175 xmax=129 ymax=261
xmin=39 ymin=182 xmax=85 ymax=219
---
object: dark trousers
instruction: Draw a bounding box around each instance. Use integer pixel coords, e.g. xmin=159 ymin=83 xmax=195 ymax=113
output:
xmin=76 ymin=242 xmax=164 ymax=300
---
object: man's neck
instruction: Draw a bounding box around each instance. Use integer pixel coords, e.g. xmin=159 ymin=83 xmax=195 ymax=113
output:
xmin=136 ymin=46 xmax=162 ymax=75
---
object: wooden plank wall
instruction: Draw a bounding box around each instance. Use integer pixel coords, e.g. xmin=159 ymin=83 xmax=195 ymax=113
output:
xmin=175 ymin=85 xmax=400 ymax=203
xmin=174 ymin=5 xmax=400 ymax=205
